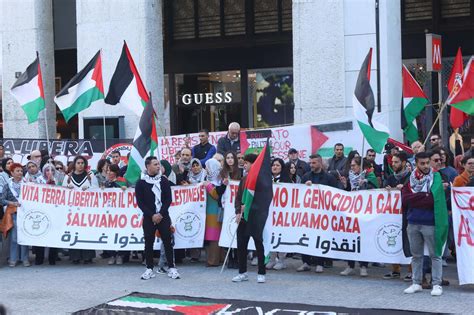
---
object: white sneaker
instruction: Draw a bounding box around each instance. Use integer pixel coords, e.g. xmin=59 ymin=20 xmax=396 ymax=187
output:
xmin=116 ymin=256 xmax=123 ymax=265
xmin=108 ymin=257 xmax=116 ymax=265
xmin=141 ymin=268 xmax=156 ymax=280
xmin=431 ymin=285 xmax=443 ymax=296
xmin=168 ymin=267 xmax=180 ymax=279
xmin=23 ymin=260 xmax=31 ymax=267
xmin=340 ymin=267 xmax=354 ymax=276
xmin=251 ymin=257 xmax=258 ymax=266
xmin=257 ymin=275 xmax=266 ymax=283
xmin=360 ymin=266 xmax=368 ymax=277
xmin=296 ymin=263 xmax=310 ymax=272
xmin=232 ymin=273 xmax=249 ymax=282
xmin=273 ymin=261 xmax=286 ymax=270
xmin=265 ymin=261 xmax=276 ymax=270
xmin=315 ymin=265 xmax=324 ymax=273
xmin=404 ymin=284 xmax=423 ymax=294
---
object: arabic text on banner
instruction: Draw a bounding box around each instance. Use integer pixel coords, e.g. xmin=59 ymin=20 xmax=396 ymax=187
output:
xmin=219 ymin=181 xmax=411 ymax=264
xmin=17 ymin=183 xmax=206 ymax=250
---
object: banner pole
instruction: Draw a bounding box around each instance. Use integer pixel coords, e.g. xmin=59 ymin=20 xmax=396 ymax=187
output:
xmin=43 ymin=106 xmax=51 ymax=154
xmin=423 ymin=101 xmax=446 ymax=147
xmin=220 ymin=225 xmax=238 ymax=274
xmin=102 ymin=107 xmax=107 ymax=152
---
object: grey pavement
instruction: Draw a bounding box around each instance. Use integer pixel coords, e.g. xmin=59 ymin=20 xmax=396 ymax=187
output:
xmin=0 ymin=255 xmax=473 ymax=315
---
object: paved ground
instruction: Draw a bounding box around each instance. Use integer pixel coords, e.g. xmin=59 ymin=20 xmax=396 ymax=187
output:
xmin=0 ymin=254 xmax=473 ymax=315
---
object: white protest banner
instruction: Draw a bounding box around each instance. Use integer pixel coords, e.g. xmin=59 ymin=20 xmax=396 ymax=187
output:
xmin=451 ymin=187 xmax=474 ymax=285
xmin=220 ymin=181 xmax=410 ymax=264
xmin=17 ymin=183 xmax=206 ymax=250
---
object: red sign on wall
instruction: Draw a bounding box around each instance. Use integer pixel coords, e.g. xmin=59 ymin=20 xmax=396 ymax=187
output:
xmin=426 ymin=34 xmax=442 ymax=72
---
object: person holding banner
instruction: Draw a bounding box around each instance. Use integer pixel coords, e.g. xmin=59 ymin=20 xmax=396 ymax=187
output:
xmin=95 ymin=158 xmax=111 ymax=188
xmin=135 ymin=156 xmax=180 ymax=280
xmin=297 ymin=154 xmax=339 ymax=273
xmin=63 ymin=156 xmax=98 ymax=264
xmin=0 ymin=163 xmax=29 ymax=267
xmin=340 ymin=156 xmax=378 ymax=277
xmin=453 ymin=156 xmax=474 ymax=187
xmin=24 ymin=161 xmax=41 ymax=183
xmin=327 ymin=143 xmax=347 ymax=178
xmin=383 ymin=152 xmax=412 ymax=281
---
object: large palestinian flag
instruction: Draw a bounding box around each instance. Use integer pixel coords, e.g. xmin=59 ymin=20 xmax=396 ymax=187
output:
xmin=448 ymin=47 xmax=467 ymax=129
xmin=54 ymin=51 xmax=104 ymax=122
xmin=353 ymin=48 xmax=389 ymax=153
xmin=124 ymin=94 xmax=158 ymax=184
xmin=448 ymin=56 xmax=474 ymax=116
xmin=241 ymin=139 xmax=273 ymax=258
xmin=401 ymin=65 xmax=428 ymax=143
xmin=105 ymin=41 xmax=149 ymax=116
xmin=431 ymin=172 xmax=449 ymax=257
xmin=10 ymin=53 xmax=45 ymax=123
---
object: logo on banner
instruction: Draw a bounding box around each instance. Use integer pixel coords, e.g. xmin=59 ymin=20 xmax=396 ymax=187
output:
xmin=23 ymin=211 xmax=51 ymax=237
xmin=375 ymin=223 xmax=403 ymax=256
xmin=102 ymin=143 xmax=133 ymax=164
xmin=175 ymin=212 xmax=202 ymax=240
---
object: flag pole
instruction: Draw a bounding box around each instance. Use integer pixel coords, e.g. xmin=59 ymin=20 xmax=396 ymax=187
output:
xmin=102 ymin=106 xmax=107 ymax=151
xmin=38 ymin=52 xmax=51 ymax=154
xmin=220 ymin=224 xmax=238 ymax=274
xmin=423 ymin=101 xmax=447 ymax=147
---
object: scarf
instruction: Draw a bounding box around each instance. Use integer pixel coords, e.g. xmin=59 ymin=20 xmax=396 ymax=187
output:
xmin=409 ymin=168 xmax=434 ymax=193
xmin=348 ymin=170 xmax=365 ymax=191
xmin=8 ymin=178 xmax=24 ymax=199
xmin=178 ymin=159 xmax=191 ymax=172
xmin=188 ymin=158 xmax=207 ymax=184
xmin=141 ymin=171 xmax=162 ymax=214
xmin=205 ymin=158 xmax=222 ymax=186
xmin=394 ymin=168 xmax=410 ymax=182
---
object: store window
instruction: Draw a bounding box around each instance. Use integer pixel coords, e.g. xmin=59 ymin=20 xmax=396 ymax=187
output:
xmin=175 ymin=71 xmax=241 ymax=134
xmin=248 ymin=68 xmax=294 ymax=128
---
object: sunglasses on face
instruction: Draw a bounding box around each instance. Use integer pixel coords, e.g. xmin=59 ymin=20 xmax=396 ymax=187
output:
xmin=56 ymin=167 xmax=63 ymax=170
xmin=430 ymin=138 xmax=438 ymax=142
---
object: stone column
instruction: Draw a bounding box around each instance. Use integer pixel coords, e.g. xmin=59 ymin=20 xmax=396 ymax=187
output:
xmin=76 ymin=0 xmax=165 ymax=139
xmin=293 ymin=0 xmax=403 ymax=142
xmin=1 ymin=0 xmax=56 ymax=139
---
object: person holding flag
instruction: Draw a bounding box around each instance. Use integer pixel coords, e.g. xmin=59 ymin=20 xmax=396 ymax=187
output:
xmin=232 ymin=140 xmax=273 ymax=284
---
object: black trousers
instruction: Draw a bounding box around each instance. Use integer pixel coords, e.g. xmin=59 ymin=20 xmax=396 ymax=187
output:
xmin=302 ymin=255 xmax=328 ymax=266
xmin=143 ymin=215 xmax=174 ymax=270
xmin=348 ymin=260 xmax=368 ymax=268
xmin=33 ymin=246 xmax=58 ymax=264
xmin=237 ymin=220 xmax=265 ymax=275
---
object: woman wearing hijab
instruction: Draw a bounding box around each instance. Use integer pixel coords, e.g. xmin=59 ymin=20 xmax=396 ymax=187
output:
xmin=33 ymin=164 xmax=59 ymax=265
xmin=187 ymin=158 xmax=207 ymax=184
xmin=0 ymin=163 xmax=29 ymax=267
xmin=204 ymin=158 xmax=224 ymax=266
xmin=63 ymin=156 xmax=98 ymax=264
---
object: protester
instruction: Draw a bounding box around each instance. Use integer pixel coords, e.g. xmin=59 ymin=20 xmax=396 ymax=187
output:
xmin=288 ymin=161 xmax=301 ymax=184
xmin=0 ymin=158 xmax=13 ymax=190
xmin=24 ymin=161 xmax=41 ymax=182
xmin=365 ymin=149 xmax=383 ymax=186
xmin=438 ymin=148 xmax=458 ymax=183
xmin=429 ymin=134 xmax=442 ymax=148
xmin=63 ymin=156 xmax=98 ymax=264
xmin=188 ymin=158 xmax=207 ymax=184
xmin=236 ymin=152 xmax=245 ymax=177
xmin=463 ymin=137 xmax=474 ymax=157
xmin=217 ymin=122 xmax=241 ymax=154
xmin=383 ymin=152 xmax=412 ymax=281
xmin=192 ymin=129 xmax=217 ymax=167
xmin=160 ymin=159 xmax=177 ymax=185
xmin=0 ymin=144 xmax=5 ymax=160
xmin=453 ymin=155 xmax=474 ymax=187
xmin=297 ymin=154 xmax=339 ymax=273
xmin=111 ymin=150 xmax=125 ymax=168
xmin=402 ymin=152 xmax=447 ymax=296
xmin=29 ymin=150 xmax=42 ymax=165
xmin=327 ymin=143 xmax=347 ymax=178
xmin=95 ymin=158 xmax=111 ymax=187
xmin=33 ymin=163 xmax=59 ymax=265
xmin=204 ymin=158 xmax=224 ymax=267
xmin=286 ymin=148 xmax=310 ymax=178
xmin=342 ymin=150 xmax=360 ymax=177
xmin=53 ymin=160 xmax=66 ymax=185
xmin=135 ymin=156 xmax=180 ymax=280
xmin=172 ymin=147 xmax=192 ymax=185
xmin=213 ymin=153 xmax=224 ymax=167
xmin=383 ymin=143 xmax=398 ymax=181
xmin=232 ymin=153 xmax=267 ymax=283
xmin=1 ymin=163 xmax=29 ymax=267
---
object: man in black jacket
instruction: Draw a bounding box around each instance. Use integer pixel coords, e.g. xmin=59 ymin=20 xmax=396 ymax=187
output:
xmin=286 ymin=148 xmax=310 ymax=178
xmin=297 ymin=154 xmax=340 ymax=273
xmin=217 ymin=122 xmax=241 ymax=154
xmin=135 ymin=156 xmax=180 ymax=280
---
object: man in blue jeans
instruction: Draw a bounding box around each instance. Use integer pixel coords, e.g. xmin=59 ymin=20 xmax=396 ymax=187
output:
xmin=402 ymin=152 xmax=447 ymax=296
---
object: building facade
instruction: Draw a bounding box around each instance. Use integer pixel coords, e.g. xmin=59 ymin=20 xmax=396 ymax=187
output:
xmin=1 ymin=0 xmax=474 ymax=142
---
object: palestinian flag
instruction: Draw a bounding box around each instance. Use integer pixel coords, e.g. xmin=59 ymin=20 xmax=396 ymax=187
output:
xmin=54 ymin=51 xmax=104 ymax=122
xmin=105 ymin=41 xmax=149 ymax=116
xmin=124 ymin=94 xmax=158 ymax=184
xmin=431 ymin=172 xmax=449 ymax=257
xmin=242 ymin=139 xmax=273 ymax=258
xmin=448 ymin=56 xmax=474 ymax=115
xmin=10 ymin=53 xmax=45 ymax=123
xmin=353 ymin=48 xmax=389 ymax=153
xmin=116 ymin=177 xmax=127 ymax=188
xmin=448 ymin=49 xmax=469 ymax=127
xmin=401 ymin=65 xmax=429 ymax=143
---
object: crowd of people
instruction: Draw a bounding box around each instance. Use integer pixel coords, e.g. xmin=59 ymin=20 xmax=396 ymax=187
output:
xmin=0 ymin=123 xmax=470 ymax=296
